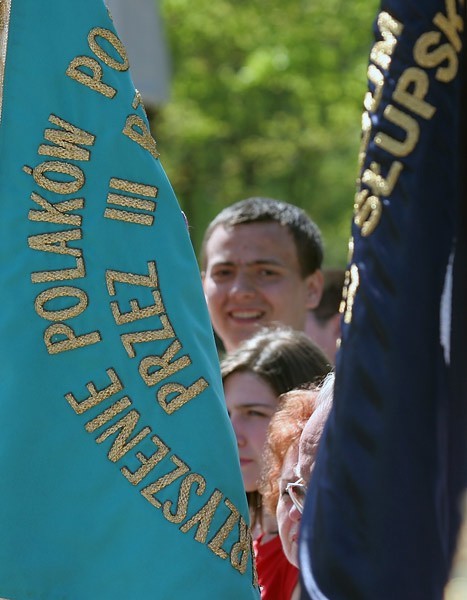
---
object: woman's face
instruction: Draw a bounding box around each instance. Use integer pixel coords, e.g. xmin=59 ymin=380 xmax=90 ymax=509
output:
xmin=224 ymin=371 xmax=277 ymax=492
xmin=277 ymin=445 xmax=301 ymax=567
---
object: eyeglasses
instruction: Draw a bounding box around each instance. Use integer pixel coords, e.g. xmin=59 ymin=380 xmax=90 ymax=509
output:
xmin=285 ymin=478 xmax=307 ymax=514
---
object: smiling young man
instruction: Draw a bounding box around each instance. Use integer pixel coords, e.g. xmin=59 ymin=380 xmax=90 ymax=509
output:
xmin=201 ymin=197 xmax=324 ymax=353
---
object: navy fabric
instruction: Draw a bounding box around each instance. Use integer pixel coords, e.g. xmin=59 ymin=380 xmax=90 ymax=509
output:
xmin=299 ymin=2 xmax=467 ymax=599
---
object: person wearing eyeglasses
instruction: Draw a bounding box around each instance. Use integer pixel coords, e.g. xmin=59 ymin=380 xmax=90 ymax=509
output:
xmin=297 ymin=371 xmax=334 ymax=489
xmin=259 ymin=387 xmax=319 ymax=599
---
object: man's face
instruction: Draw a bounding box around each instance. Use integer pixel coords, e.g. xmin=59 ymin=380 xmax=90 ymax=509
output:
xmin=202 ymin=222 xmax=322 ymax=352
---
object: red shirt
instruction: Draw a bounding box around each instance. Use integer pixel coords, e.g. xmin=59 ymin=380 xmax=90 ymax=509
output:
xmin=254 ymin=534 xmax=299 ymax=600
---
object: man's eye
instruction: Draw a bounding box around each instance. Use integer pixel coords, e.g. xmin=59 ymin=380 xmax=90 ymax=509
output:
xmin=212 ymin=268 xmax=233 ymax=279
xmin=259 ymin=269 xmax=275 ymax=276
xmin=257 ymin=268 xmax=280 ymax=279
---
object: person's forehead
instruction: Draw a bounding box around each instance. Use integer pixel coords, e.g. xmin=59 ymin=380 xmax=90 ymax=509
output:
xmin=223 ymin=371 xmax=276 ymax=405
xmin=298 ymin=411 xmax=326 ymax=478
xmin=299 ymin=420 xmax=316 ymax=457
xmin=205 ymin=222 xmax=299 ymax=265
xmin=281 ymin=444 xmax=299 ymax=477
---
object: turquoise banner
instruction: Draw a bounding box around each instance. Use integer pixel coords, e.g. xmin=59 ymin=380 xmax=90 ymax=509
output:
xmin=0 ymin=1 xmax=257 ymax=597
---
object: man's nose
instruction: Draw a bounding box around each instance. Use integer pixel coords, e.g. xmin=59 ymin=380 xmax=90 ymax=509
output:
xmin=229 ymin=271 xmax=256 ymax=298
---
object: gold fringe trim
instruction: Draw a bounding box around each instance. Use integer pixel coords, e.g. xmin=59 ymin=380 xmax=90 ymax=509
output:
xmin=0 ymin=0 xmax=12 ymax=125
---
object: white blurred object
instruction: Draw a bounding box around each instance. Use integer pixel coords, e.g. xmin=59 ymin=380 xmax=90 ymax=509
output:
xmin=106 ymin=0 xmax=171 ymax=111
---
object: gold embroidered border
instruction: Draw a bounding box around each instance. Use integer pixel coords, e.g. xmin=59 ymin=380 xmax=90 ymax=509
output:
xmin=0 ymin=0 xmax=12 ymax=125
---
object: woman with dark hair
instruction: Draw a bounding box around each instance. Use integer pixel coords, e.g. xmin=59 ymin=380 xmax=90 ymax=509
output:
xmin=221 ymin=326 xmax=330 ymax=600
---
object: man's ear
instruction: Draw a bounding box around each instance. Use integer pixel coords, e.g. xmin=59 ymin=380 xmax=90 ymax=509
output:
xmin=330 ymin=312 xmax=341 ymax=339
xmin=305 ymin=269 xmax=324 ymax=310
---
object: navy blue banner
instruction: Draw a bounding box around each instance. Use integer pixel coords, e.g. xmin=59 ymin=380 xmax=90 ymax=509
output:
xmin=300 ymin=1 xmax=467 ymax=599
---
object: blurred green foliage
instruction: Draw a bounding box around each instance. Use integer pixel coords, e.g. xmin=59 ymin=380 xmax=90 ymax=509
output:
xmin=155 ymin=0 xmax=380 ymax=267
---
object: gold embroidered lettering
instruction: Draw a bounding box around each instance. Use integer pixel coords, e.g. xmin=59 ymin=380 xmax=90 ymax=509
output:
xmin=106 ymin=261 xmax=158 ymax=295
xmin=121 ymin=314 xmax=174 ymax=358
xmin=28 ymin=228 xmax=82 ymax=257
xmin=249 ymin=533 xmax=259 ymax=587
xmin=123 ymin=115 xmax=159 ymax=159
xmin=64 ymin=367 xmax=254 ymax=576
xmin=104 ymin=177 xmax=158 ymax=227
xmin=85 ymin=396 xmax=132 ymax=432
xmin=132 ymin=90 xmax=144 ymax=110
xmin=139 ymin=339 xmax=189 ymax=386
xmin=208 ymin=498 xmax=240 ymax=560
xmin=35 ymin=285 xmax=88 ymax=321
xmin=370 ymin=12 xmax=403 ymax=71
xmin=180 ymin=489 xmax=223 ymax=543
xmin=375 ymin=104 xmax=420 ymax=157
xmin=31 ymin=256 xmax=86 ymax=284
xmin=39 ymin=114 xmax=95 ymax=161
xmin=353 ymin=190 xmax=382 ymax=237
xmin=393 ymin=67 xmax=436 ymax=119
xmin=28 ymin=192 xmax=84 ymax=227
xmin=23 ymin=160 xmax=85 ymax=194
xmin=111 ymin=289 xmax=164 ymax=325
xmin=433 ymin=0 xmax=463 ymax=52
xmin=44 ymin=323 xmax=101 ymax=355
xmin=229 ymin=516 xmax=251 ymax=575
xmin=66 ymin=55 xmax=117 ymax=98
xmin=414 ymin=32 xmax=458 ymax=82
xmin=361 ymin=160 xmax=403 ymax=197
xmin=163 ymin=473 xmax=206 ymax=524
xmin=95 ymin=409 xmax=151 ymax=462
xmin=141 ymin=456 xmax=190 ymax=509
xmin=342 ymin=264 xmax=360 ymax=325
xmin=347 ymin=237 xmax=355 ymax=264
xmin=365 ymin=64 xmax=384 ymax=112
xmin=104 ymin=208 xmax=154 ymax=226
xmin=157 ymin=377 xmax=209 ymax=415
xmin=88 ymin=27 xmax=129 ymax=71
xmin=65 ymin=368 xmax=122 ymax=414
xmin=107 ymin=177 xmax=158 ymax=203
xmin=121 ymin=434 xmax=170 ymax=485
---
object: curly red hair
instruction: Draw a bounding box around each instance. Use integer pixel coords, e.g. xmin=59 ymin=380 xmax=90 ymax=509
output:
xmin=260 ymin=387 xmax=317 ymax=516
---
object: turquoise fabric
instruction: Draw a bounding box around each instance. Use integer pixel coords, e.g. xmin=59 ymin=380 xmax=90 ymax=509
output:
xmin=0 ymin=1 xmax=258 ymax=598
